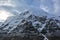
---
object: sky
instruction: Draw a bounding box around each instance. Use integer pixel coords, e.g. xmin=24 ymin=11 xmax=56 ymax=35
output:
xmin=24 ymin=0 xmax=60 ymax=15
xmin=40 ymin=0 xmax=60 ymax=15
xmin=0 ymin=10 xmax=14 ymax=22
xmin=0 ymin=0 xmax=60 ymax=22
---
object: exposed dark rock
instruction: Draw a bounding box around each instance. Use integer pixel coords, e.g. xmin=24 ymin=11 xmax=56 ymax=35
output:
xmin=0 ymin=14 xmax=60 ymax=40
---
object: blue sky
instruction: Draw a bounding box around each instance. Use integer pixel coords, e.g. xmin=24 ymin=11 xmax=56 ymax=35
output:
xmin=0 ymin=0 xmax=60 ymax=22
xmin=0 ymin=0 xmax=60 ymax=15
xmin=24 ymin=0 xmax=60 ymax=15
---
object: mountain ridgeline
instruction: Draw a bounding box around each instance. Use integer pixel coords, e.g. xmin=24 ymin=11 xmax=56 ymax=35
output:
xmin=0 ymin=11 xmax=60 ymax=40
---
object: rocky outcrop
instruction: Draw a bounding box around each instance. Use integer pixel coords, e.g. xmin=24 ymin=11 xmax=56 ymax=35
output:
xmin=0 ymin=13 xmax=60 ymax=40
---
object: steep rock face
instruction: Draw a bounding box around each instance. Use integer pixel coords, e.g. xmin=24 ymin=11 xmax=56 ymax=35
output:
xmin=0 ymin=10 xmax=60 ymax=40
xmin=6 ymin=14 xmax=60 ymax=40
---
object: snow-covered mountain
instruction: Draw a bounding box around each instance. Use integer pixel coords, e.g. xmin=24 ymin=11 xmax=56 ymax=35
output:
xmin=0 ymin=0 xmax=60 ymax=40
xmin=0 ymin=10 xmax=60 ymax=40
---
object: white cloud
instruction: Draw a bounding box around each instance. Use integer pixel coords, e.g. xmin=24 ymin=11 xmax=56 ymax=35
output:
xmin=40 ymin=5 xmax=49 ymax=12
xmin=0 ymin=0 xmax=16 ymax=7
xmin=53 ymin=0 xmax=60 ymax=15
xmin=0 ymin=10 xmax=14 ymax=22
xmin=40 ymin=0 xmax=60 ymax=15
